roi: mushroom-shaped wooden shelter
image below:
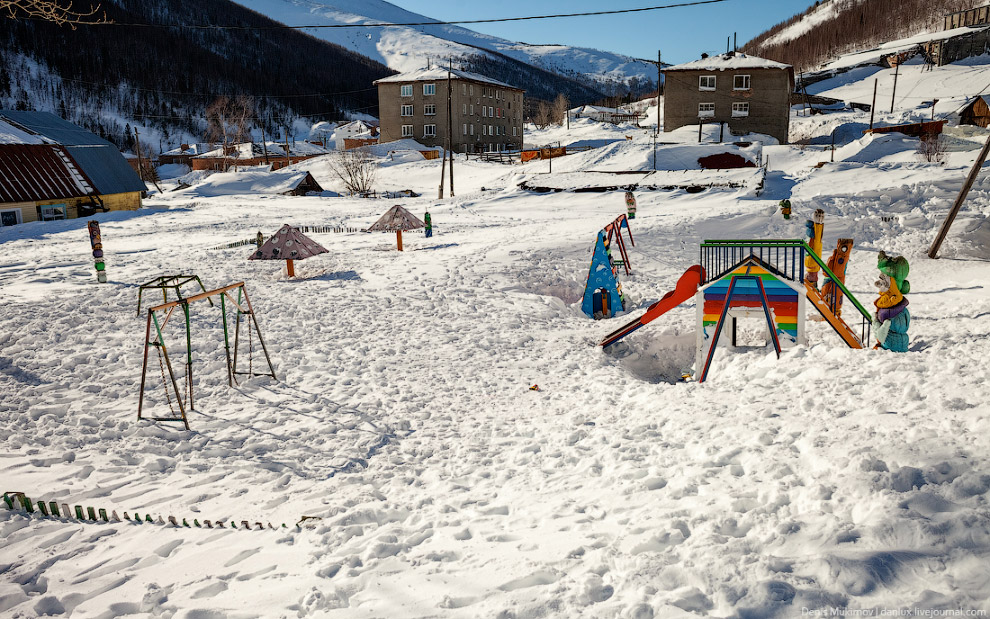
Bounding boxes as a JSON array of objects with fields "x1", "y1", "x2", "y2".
[
  {"x1": 367, "y1": 205, "x2": 425, "y2": 251},
  {"x1": 249, "y1": 224, "x2": 328, "y2": 277}
]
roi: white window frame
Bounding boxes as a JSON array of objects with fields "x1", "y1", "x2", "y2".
[
  {"x1": 463, "y1": 123, "x2": 467, "y2": 135},
  {"x1": 470, "y1": 104, "x2": 474, "y2": 115},
  {"x1": 401, "y1": 125, "x2": 414, "y2": 137},
  {"x1": 733, "y1": 74, "x2": 751, "y2": 90},
  {"x1": 470, "y1": 124, "x2": 474, "y2": 135},
  {"x1": 462, "y1": 103, "x2": 467, "y2": 114},
  {"x1": 41, "y1": 204, "x2": 67, "y2": 221},
  {"x1": 698, "y1": 102, "x2": 715, "y2": 118},
  {"x1": 699, "y1": 75, "x2": 716, "y2": 91},
  {"x1": 423, "y1": 83, "x2": 436, "y2": 96},
  {"x1": 512, "y1": 126, "x2": 517, "y2": 137},
  {"x1": 424, "y1": 104, "x2": 436, "y2": 116},
  {"x1": 423, "y1": 124, "x2": 436, "y2": 137},
  {"x1": 732, "y1": 102, "x2": 750, "y2": 117},
  {"x1": 481, "y1": 106, "x2": 487, "y2": 118},
  {"x1": 1, "y1": 208, "x2": 23, "y2": 226},
  {"x1": 401, "y1": 104, "x2": 413, "y2": 117},
  {"x1": 488, "y1": 106, "x2": 494, "y2": 117},
  {"x1": 400, "y1": 85, "x2": 413, "y2": 97}
]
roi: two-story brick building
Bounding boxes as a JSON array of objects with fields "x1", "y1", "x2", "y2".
[
  {"x1": 663, "y1": 52, "x2": 794, "y2": 144},
  {"x1": 375, "y1": 68, "x2": 524, "y2": 153}
]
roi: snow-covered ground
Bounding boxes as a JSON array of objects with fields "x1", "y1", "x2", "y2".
[{"x1": 3, "y1": 58, "x2": 990, "y2": 618}]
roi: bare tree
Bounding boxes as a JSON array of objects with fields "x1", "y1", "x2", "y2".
[
  {"x1": 533, "y1": 102, "x2": 552, "y2": 130},
  {"x1": 204, "y1": 95, "x2": 254, "y2": 171},
  {"x1": 551, "y1": 93, "x2": 570, "y2": 126},
  {"x1": 917, "y1": 133, "x2": 947, "y2": 164},
  {"x1": 1, "y1": 0, "x2": 106, "y2": 27},
  {"x1": 328, "y1": 148, "x2": 377, "y2": 195}
]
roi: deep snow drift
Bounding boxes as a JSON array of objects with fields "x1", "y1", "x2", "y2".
[{"x1": 2, "y1": 65, "x2": 990, "y2": 618}]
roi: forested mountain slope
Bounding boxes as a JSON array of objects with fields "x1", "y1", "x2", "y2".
[{"x1": 743, "y1": 0, "x2": 984, "y2": 71}]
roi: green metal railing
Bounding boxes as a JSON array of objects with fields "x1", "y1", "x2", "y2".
[{"x1": 700, "y1": 239, "x2": 873, "y2": 344}]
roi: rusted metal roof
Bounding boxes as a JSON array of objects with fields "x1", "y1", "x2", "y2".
[{"x1": 0, "y1": 144, "x2": 94, "y2": 203}]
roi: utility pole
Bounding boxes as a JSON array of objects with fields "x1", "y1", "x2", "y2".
[
  {"x1": 869, "y1": 79, "x2": 878, "y2": 130},
  {"x1": 890, "y1": 60, "x2": 900, "y2": 114},
  {"x1": 260, "y1": 125, "x2": 270, "y2": 165},
  {"x1": 928, "y1": 133, "x2": 990, "y2": 258},
  {"x1": 734, "y1": 32, "x2": 737, "y2": 52},
  {"x1": 657, "y1": 50, "x2": 662, "y2": 138},
  {"x1": 134, "y1": 127, "x2": 145, "y2": 182},
  {"x1": 447, "y1": 58, "x2": 454, "y2": 197},
  {"x1": 284, "y1": 130, "x2": 290, "y2": 170},
  {"x1": 134, "y1": 127, "x2": 162, "y2": 193}
]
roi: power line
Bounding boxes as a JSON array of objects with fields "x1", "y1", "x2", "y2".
[{"x1": 76, "y1": 0, "x2": 733, "y2": 30}]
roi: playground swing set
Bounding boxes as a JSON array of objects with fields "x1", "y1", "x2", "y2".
[{"x1": 137, "y1": 282, "x2": 276, "y2": 430}]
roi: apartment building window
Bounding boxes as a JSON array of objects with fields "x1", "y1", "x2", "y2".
[
  {"x1": 470, "y1": 124, "x2": 474, "y2": 135},
  {"x1": 423, "y1": 83, "x2": 436, "y2": 95},
  {"x1": 731, "y1": 102, "x2": 750, "y2": 117},
  {"x1": 401, "y1": 104, "x2": 413, "y2": 116},
  {"x1": 462, "y1": 103, "x2": 467, "y2": 114},
  {"x1": 401, "y1": 125, "x2": 414, "y2": 137},
  {"x1": 424, "y1": 104, "x2": 436, "y2": 116},
  {"x1": 470, "y1": 85, "x2": 474, "y2": 96},
  {"x1": 482, "y1": 106, "x2": 487, "y2": 118},
  {"x1": 470, "y1": 104, "x2": 474, "y2": 115},
  {"x1": 424, "y1": 124, "x2": 436, "y2": 137},
  {"x1": 698, "y1": 102, "x2": 715, "y2": 117},
  {"x1": 482, "y1": 125, "x2": 487, "y2": 136},
  {"x1": 462, "y1": 84, "x2": 467, "y2": 95},
  {"x1": 488, "y1": 106, "x2": 494, "y2": 117},
  {"x1": 733, "y1": 75, "x2": 751, "y2": 90},
  {"x1": 463, "y1": 123, "x2": 467, "y2": 135},
  {"x1": 512, "y1": 126, "x2": 517, "y2": 137},
  {"x1": 400, "y1": 85, "x2": 413, "y2": 97},
  {"x1": 699, "y1": 75, "x2": 716, "y2": 91}
]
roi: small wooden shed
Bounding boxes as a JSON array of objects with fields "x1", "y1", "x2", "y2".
[{"x1": 959, "y1": 96, "x2": 990, "y2": 128}]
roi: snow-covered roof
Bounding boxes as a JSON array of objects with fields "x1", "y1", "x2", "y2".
[
  {"x1": 179, "y1": 169, "x2": 323, "y2": 197},
  {"x1": 374, "y1": 67, "x2": 521, "y2": 90},
  {"x1": 0, "y1": 119, "x2": 48, "y2": 145},
  {"x1": 666, "y1": 52, "x2": 790, "y2": 72},
  {"x1": 194, "y1": 141, "x2": 329, "y2": 160},
  {"x1": 162, "y1": 143, "x2": 212, "y2": 156},
  {"x1": 821, "y1": 24, "x2": 990, "y2": 71}
]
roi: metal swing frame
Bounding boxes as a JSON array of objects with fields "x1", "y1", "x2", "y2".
[{"x1": 137, "y1": 282, "x2": 276, "y2": 430}]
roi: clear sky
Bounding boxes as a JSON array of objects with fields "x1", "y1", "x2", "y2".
[{"x1": 389, "y1": 0, "x2": 817, "y2": 65}]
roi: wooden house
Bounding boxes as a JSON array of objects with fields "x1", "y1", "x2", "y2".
[
  {"x1": 0, "y1": 111, "x2": 146, "y2": 226},
  {"x1": 959, "y1": 96, "x2": 990, "y2": 128}
]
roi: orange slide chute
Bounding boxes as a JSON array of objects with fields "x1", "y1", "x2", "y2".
[{"x1": 600, "y1": 265, "x2": 705, "y2": 348}]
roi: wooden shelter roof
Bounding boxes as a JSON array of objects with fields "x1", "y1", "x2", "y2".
[
  {"x1": 367, "y1": 205, "x2": 425, "y2": 232},
  {"x1": 249, "y1": 224, "x2": 328, "y2": 261}
]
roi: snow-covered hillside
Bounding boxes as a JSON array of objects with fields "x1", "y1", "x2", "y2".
[
  {"x1": 236, "y1": 0, "x2": 657, "y2": 91},
  {"x1": 3, "y1": 55, "x2": 990, "y2": 617}
]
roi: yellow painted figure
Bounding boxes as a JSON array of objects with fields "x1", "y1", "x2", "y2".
[{"x1": 804, "y1": 209, "x2": 825, "y2": 286}]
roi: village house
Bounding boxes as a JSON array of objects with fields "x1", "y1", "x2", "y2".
[
  {"x1": 663, "y1": 52, "x2": 794, "y2": 144},
  {"x1": 191, "y1": 141, "x2": 329, "y2": 171},
  {"x1": 375, "y1": 68, "x2": 524, "y2": 153},
  {"x1": 0, "y1": 111, "x2": 146, "y2": 226},
  {"x1": 158, "y1": 143, "x2": 212, "y2": 167},
  {"x1": 957, "y1": 95, "x2": 990, "y2": 128}
]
